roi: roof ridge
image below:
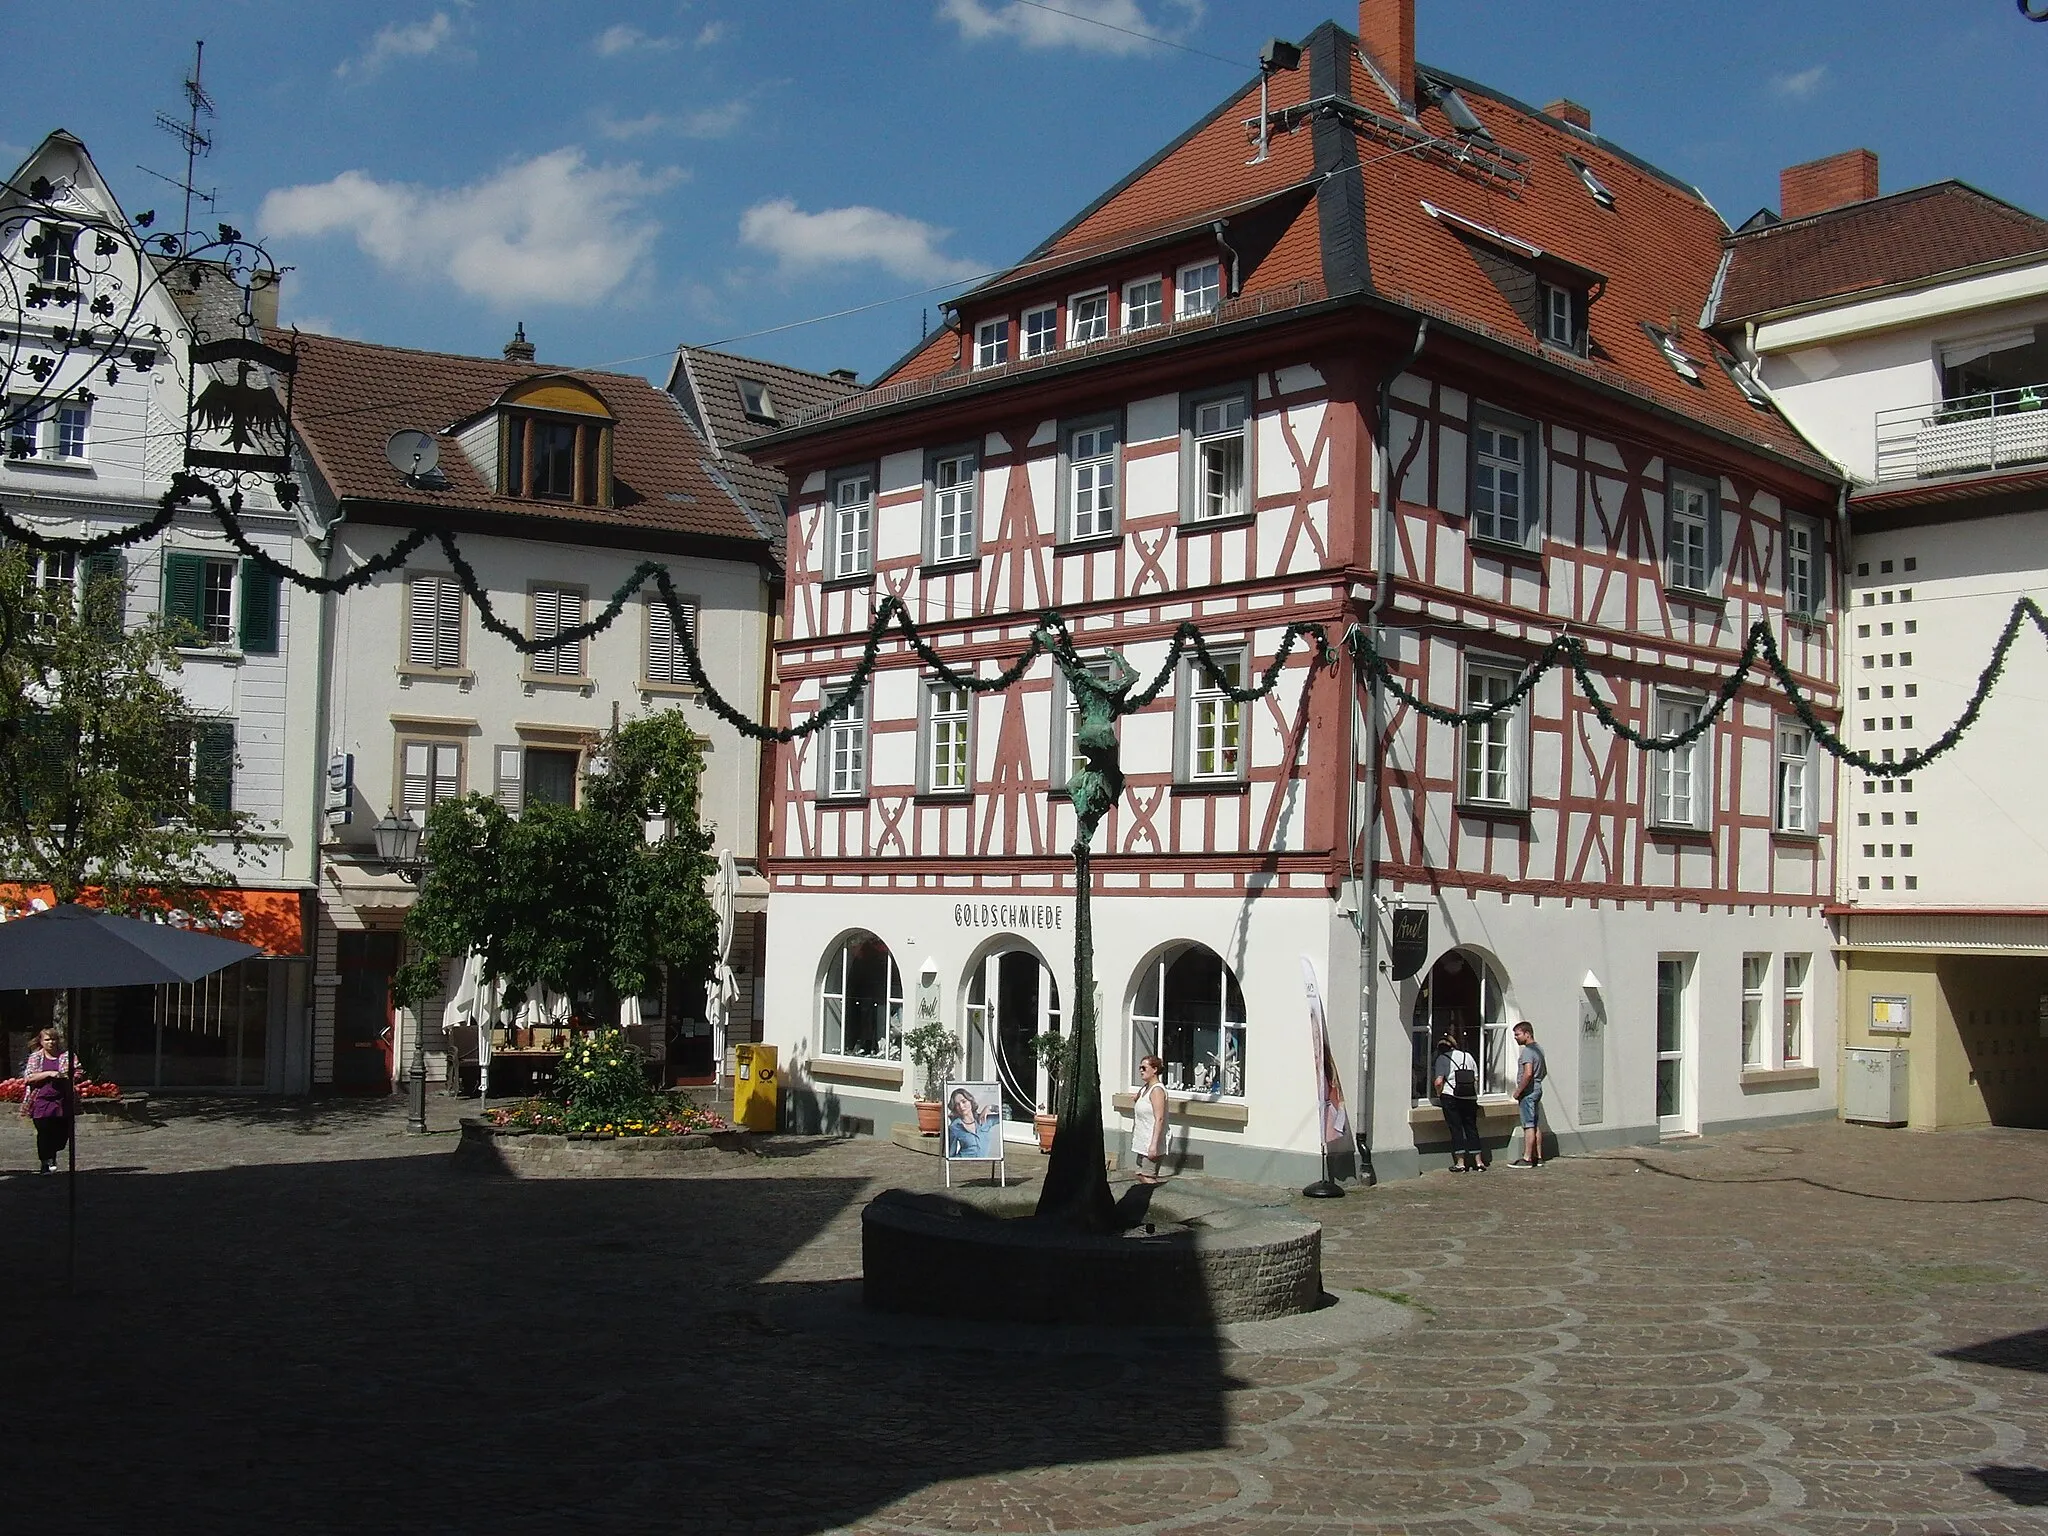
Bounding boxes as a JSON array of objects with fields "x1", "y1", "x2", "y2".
[
  {"x1": 681, "y1": 344, "x2": 852, "y2": 385},
  {"x1": 1726, "y1": 178, "x2": 2048, "y2": 244},
  {"x1": 279, "y1": 327, "x2": 658, "y2": 386}
]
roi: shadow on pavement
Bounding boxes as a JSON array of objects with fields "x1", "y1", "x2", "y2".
[
  {"x1": 2, "y1": 1151, "x2": 1230, "y2": 1535},
  {"x1": 1972, "y1": 1466, "x2": 2048, "y2": 1506},
  {"x1": 1941, "y1": 1324, "x2": 2048, "y2": 1374}
]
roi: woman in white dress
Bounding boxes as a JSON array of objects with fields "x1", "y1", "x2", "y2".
[{"x1": 1131, "y1": 1054, "x2": 1168, "y2": 1183}]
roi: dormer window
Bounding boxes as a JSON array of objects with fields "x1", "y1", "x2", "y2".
[
  {"x1": 1068, "y1": 289, "x2": 1110, "y2": 346},
  {"x1": 737, "y1": 378, "x2": 778, "y2": 424},
  {"x1": 1022, "y1": 305, "x2": 1058, "y2": 358},
  {"x1": 466, "y1": 376, "x2": 616, "y2": 507},
  {"x1": 974, "y1": 318, "x2": 1011, "y2": 369},
  {"x1": 1543, "y1": 283, "x2": 1576, "y2": 348}
]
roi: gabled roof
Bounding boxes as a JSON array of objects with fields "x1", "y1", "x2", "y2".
[
  {"x1": 278, "y1": 330, "x2": 768, "y2": 552},
  {"x1": 838, "y1": 20, "x2": 1827, "y2": 476},
  {"x1": 1716, "y1": 181, "x2": 2048, "y2": 325},
  {"x1": 665, "y1": 346, "x2": 861, "y2": 554}
]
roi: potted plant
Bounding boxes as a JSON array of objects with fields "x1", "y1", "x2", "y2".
[
  {"x1": 1029, "y1": 1031, "x2": 1072, "y2": 1153},
  {"x1": 903, "y1": 1020, "x2": 960, "y2": 1136}
]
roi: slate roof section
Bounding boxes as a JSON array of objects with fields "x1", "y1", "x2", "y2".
[
  {"x1": 665, "y1": 346, "x2": 861, "y2": 554},
  {"x1": 1716, "y1": 181, "x2": 2048, "y2": 325},
  {"x1": 846, "y1": 21, "x2": 1827, "y2": 476},
  {"x1": 276, "y1": 330, "x2": 769, "y2": 554}
]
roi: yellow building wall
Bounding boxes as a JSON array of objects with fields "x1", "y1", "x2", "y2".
[{"x1": 1840, "y1": 951, "x2": 2048, "y2": 1130}]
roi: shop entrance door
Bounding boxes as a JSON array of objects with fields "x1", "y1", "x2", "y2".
[
  {"x1": 964, "y1": 950, "x2": 1061, "y2": 1138},
  {"x1": 1655, "y1": 955, "x2": 1695, "y2": 1136},
  {"x1": 335, "y1": 932, "x2": 400, "y2": 1093}
]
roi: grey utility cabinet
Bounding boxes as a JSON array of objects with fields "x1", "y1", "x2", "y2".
[{"x1": 1843, "y1": 1047, "x2": 1910, "y2": 1126}]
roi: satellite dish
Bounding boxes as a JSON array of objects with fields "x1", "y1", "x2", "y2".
[{"x1": 385, "y1": 429, "x2": 441, "y2": 482}]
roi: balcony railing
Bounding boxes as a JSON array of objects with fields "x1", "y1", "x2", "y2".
[{"x1": 1874, "y1": 383, "x2": 2048, "y2": 482}]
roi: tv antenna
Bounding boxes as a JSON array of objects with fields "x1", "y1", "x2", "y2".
[
  {"x1": 139, "y1": 40, "x2": 216, "y2": 244},
  {"x1": 385, "y1": 429, "x2": 445, "y2": 488}
]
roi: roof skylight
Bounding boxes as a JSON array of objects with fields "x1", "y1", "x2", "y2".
[
  {"x1": 1565, "y1": 154, "x2": 1616, "y2": 210},
  {"x1": 737, "y1": 379, "x2": 777, "y2": 423},
  {"x1": 1647, "y1": 325, "x2": 1704, "y2": 385}
]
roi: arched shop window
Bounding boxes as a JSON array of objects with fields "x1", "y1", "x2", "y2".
[
  {"x1": 1130, "y1": 944, "x2": 1247, "y2": 1096},
  {"x1": 819, "y1": 932, "x2": 903, "y2": 1061},
  {"x1": 1409, "y1": 948, "x2": 1511, "y2": 1103}
]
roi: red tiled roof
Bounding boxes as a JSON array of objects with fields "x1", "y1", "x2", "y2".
[
  {"x1": 865, "y1": 24, "x2": 1826, "y2": 475},
  {"x1": 276, "y1": 330, "x2": 767, "y2": 549},
  {"x1": 1717, "y1": 182, "x2": 2048, "y2": 324}
]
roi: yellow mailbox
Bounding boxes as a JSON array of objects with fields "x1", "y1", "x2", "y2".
[{"x1": 732, "y1": 1043, "x2": 778, "y2": 1132}]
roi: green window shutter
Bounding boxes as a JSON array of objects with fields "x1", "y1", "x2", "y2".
[
  {"x1": 238, "y1": 559, "x2": 280, "y2": 654},
  {"x1": 162, "y1": 551, "x2": 203, "y2": 637},
  {"x1": 194, "y1": 721, "x2": 235, "y2": 815},
  {"x1": 81, "y1": 551, "x2": 124, "y2": 638}
]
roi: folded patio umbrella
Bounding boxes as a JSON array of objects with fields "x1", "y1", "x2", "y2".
[{"x1": 0, "y1": 902, "x2": 259, "y2": 990}]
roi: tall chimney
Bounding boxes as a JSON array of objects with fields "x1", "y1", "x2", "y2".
[
  {"x1": 1359, "y1": 0, "x2": 1416, "y2": 109},
  {"x1": 503, "y1": 322, "x2": 536, "y2": 364},
  {"x1": 1780, "y1": 149, "x2": 1879, "y2": 221},
  {"x1": 1544, "y1": 98, "x2": 1592, "y2": 132}
]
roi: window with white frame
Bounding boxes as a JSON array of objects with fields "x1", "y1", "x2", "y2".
[
  {"x1": 1665, "y1": 472, "x2": 1717, "y2": 593},
  {"x1": 1782, "y1": 953, "x2": 1809, "y2": 1064},
  {"x1": 1785, "y1": 515, "x2": 1822, "y2": 619},
  {"x1": 1051, "y1": 655, "x2": 1118, "y2": 791},
  {"x1": 1180, "y1": 647, "x2": 1246, "y2": 783},
  {"x1": 1185, "y1": 389, "x2": 1249, "y2": 522},
  {"x1": 405, "y1": 572, "x2": 464, "y2": 671},
  {"x1": 921, "y1": 680, "x2": 972, "y2": 795},
  {"x1": 644, "y1": 594, "x2": 698, "y2": 687},
  {"x1": 1068, "y1": 289, "x2": 1109, "y2": 345},
  {"x1": 1130, "y1": 943, "x2": 1247, "y2": 1096},
  {"x1": 398, "y1": 738, "x2": 462, "y2": 815},
  {"x1": 1469, "y1": 412, "x2": 1535, "y2": 545},
  {"x1": 821, "y1": 681, "x2": 867, "y2": 799},
  {"x1": 1651, "y1": 691, "x2": 1709, "y2": 829},
  {"x1": 25, "y1": 549, "x2": 76, "y2": 634},
  {"x1": 1064, "y1": 419, "x2": 1119, "y2": 541},
  {"x1": 1775, "y1": 721, "x2": 1814, "y2": 834},
  {"x1": 927, "y1": 450, "x2": 978, "y2": 565},
  {"x1": 5, "y1": 398, "x2": 89, "y2": 462},
  {"x1": 1741, "y1": 953, "x2": 1769, "y2": 1068},
  {"x1": 1543, "y1": 283, "x2": 1575, "y2": 348},
  {"x1": 1177, "y1": 259, "x2": 1222, "y2": 318},
  {"x1": 528, "y1": 583, "x2": 586, "y2": 677},
  {"x1": 1123, "y1": 276, "x2": 1163, "y2": 331},
  {"x1": 974, "y1": 318, "x2": 1010, "y2": 369},
  {"x1": 1022, "y1": 305, "x2": 1058, "y2": 358},
  {"x1": 1459, "y1": 658, "x2": 1524, "y2": 807},
  {"x1": 34, "y1": 222, "x2": 77, "y2": 285},
  {"x1": 829, "y1": 470, "x2": 873, "y2": 580},
  {"x1": 1409, "y1": 947, "x2": 1512, "y2": 1103},
  {"x1": 819, "y1": 931, "x2": 903, "y2": 1060}
]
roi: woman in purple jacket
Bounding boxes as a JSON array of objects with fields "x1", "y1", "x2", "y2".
[{"x1": 20, "y1": 1027, "x2": 81, "y2": 1174}]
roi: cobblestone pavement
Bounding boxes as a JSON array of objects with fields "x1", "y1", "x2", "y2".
[{"x1": 6, "y1": 1100, "x2": 2047, "y2": 1535}]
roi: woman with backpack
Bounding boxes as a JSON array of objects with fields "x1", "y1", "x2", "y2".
[{"x1": 1432, "y1": 1030, "x2": 1483, "y2": 1173}]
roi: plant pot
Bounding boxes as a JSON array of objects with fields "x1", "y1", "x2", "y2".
[
  {"x1": 914, "y1": 1099, "x2": 942, "y2": 1136},
  {"x1": 1034, "y1": 1112, "x2": 1057, "y2": 1154}
]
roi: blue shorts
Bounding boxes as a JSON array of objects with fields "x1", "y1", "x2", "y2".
[{"x1": 1518, "y1": 1089, "x2": 1542, "y2": 1129}]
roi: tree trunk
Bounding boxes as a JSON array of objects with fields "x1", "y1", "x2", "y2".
[{"x1": 1035, "y1": 845, "x2": 1117, "y2": 1231}]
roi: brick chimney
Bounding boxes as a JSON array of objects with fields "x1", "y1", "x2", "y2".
[
  {"x1": 1780, "y1": 149, "x2": 1879, "y2": 220},
  {"x1": 503, "y1": 322, "x2": 536, "y2": 364},
  {"x1": 1359, "y1": 0, "x2": 1415, "y2": 109},
  {"x1": 1544, "y1": 98, "x2": 1592, "y2": 132}
]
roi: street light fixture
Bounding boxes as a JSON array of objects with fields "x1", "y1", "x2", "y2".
[{"x1": 372, "y1": 807, "x2": 432, "y2": 1132}]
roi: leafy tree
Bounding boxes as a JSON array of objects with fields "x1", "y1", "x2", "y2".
[
  {"x1": 395, "y1": 712, "x2": 719, "y2": 1023},
  {"x1": 0, "y1": 545, "x2": 250, "y2": 907}
]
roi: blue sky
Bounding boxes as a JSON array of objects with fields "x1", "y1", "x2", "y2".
[{"x1": 6, "y1": 2, "x2": 2044, "y2": 386}]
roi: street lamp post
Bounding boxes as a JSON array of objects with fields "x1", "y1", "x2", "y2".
[{"x1": 372, "y1": 809, "x2": 429, "y2": 1133}]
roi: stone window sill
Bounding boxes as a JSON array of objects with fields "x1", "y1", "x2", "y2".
[
  {"x1": 1112, "y1": 1090, "x2": 1248, "y2": 1129},
  {"x1": 1407, "y1": 1098, "x2": 1521, "y2": 1128},
  {"x1": 809, "y1": 1057, "x2": 904, "y2": 1089},
  {"x1": 1740, "y1": 1066, "x2": 1819, "y2": 1091},
  {"x1": 397, "y1": 665, "x2": 473, "y2": 684}
]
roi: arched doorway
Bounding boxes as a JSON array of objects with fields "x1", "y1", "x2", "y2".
[
  {"x1": 1408, "y1": 949, "x2": 1510, "y2": 1102},
  {"x1": 964, "y1": 948, "x2": 1061, "y2": 1129}
]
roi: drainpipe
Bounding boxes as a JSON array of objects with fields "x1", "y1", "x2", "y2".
[
  {"x1": 1356, "y1": 317, "x2": 1428, "y2": 1187},
  {"x1": 1211, "y1": 221, "x2": 1242, "y2": 298}
]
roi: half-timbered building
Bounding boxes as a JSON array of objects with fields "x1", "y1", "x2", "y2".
[{"x1": 749, "y1": 0, "x2": 1844, "y2": 1181}]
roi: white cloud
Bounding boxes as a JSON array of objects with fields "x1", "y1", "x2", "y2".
[
  {"x1": 337, "y1": 12, "x2": 460, "y2": 79},
  {"x1": 259, "y1": 149, "x2": 680, "y2": 309},
  {"x1": 739, "y1": 198, "x2": 982, "y2": 284},
  {"x1": 694, "y1": 21, "x2": 728, "y2": 48},
  {"x1": 593, "y1": 23, "x2": 679, "y2": 56},
  {"x1": 1770, "y1": 64, "x2": 1827, "y2": 100},
  {"x1": 681, "y1": 99, "x2": 750, "y2": 139},
  {"x1": 938, "y1": 0, "x2": 1204, "y2": 55},
  {"x1": 596, "y1": 109, "x2": 672, "y2": 141}
]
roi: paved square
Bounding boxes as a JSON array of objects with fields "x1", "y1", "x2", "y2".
[{"x1": 6, "y1": 1104, "x2": 2046, "y2": 1534}]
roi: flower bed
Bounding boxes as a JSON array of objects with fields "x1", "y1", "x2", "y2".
[
  {"x1": 483, "y1": 1095, "x2": 731, "y2": 1138},
  {"x1": 1, "y1": 1077, "x2": 121, "y2": 1102}
]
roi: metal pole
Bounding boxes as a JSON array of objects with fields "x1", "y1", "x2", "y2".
[{"x1": 405, "y1": 1007, "x2": 428, "y2": 1133}]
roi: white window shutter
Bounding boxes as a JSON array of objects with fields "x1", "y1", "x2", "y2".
[
  {"x1": 401, "y1": 742, "x2": 430, "y2": 811},
  {"x1": 432, "y1": 744, "x2": 460, "y2": 803},
  {"x1": 495, "y1": 745, "x2": 524, "y2": 812},
  {"x1": 435, "y1": 578, "x2": 462, "y2": 668},
  {"x1": 406, "y1": 579, "x2": 439, "y2": 667},
  {"x1": 558, "y1": 589, "x2": 585, "y2": 674},
  {"x1": 647, "y1": 600, "x2": 675, "y2": 684}
]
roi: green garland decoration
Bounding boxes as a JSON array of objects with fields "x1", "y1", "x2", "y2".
[{"x1": 2, "y1": 479, "x2": 2041, "y2": 778}]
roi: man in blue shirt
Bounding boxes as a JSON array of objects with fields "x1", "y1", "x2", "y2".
[{"x1": 1510, "y1": 1021, "x2": 1547, "y2": 1168}]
